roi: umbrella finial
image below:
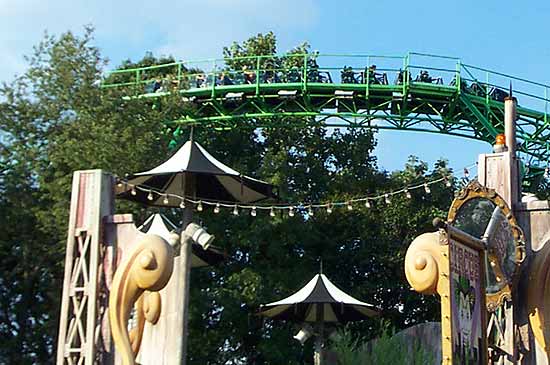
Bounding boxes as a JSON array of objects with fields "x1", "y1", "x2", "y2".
[
  {"x1": 319, "y1": 258, "x2": 323, "y2": 274},
  {"x1": 190, "y1": 126, "x2": 194, "y2": 142}
]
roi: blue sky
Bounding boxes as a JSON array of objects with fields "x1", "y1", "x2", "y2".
[{"x1": 2, "y1": 0, "x2": 549, "y2": 174}]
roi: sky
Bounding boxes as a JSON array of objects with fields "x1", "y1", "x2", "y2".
[{"x1": 2, "y1": 0, "x2": 549, "y2": 174}]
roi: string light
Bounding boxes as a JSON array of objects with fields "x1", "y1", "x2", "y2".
[
  {"x1": 545, "y1": 167, "x2": 549, "y2": 179},
  {"x1": 116, "y1": 166, "x2": 472, "y2": 216},
  {"x1": 464, "y1": 168, "x2": 470, "y2": 178}
]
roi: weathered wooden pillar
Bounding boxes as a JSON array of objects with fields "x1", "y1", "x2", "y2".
[
  {"x1": 478, "y1": 96, "x2": 520, "y2": 212},
  {"x1": 477, "y1": 97, "x2": 521, "y2": 364},
  {"x1": 56, "y1": 170, "x2": 115, "y2": 365}
]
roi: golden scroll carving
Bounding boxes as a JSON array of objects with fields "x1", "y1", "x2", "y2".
[{"x1": 109, "y1": 235, "x2": 174, "y2": 365}]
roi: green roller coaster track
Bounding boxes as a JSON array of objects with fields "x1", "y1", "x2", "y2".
[{"x1": 102, "y1": 52, "x2": 550, "y2": 186}]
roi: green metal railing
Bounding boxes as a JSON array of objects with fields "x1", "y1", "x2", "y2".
[{"x1": 102, "y1": 52, "x2": 550, "y2": 184}]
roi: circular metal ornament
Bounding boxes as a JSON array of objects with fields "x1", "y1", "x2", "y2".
[{"x1": 447, "y1": 181, "x2": 525, "y2": 311}]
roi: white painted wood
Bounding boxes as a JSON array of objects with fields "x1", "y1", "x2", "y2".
[
  {"x1": 56, "y1": 170, "x2": 114, "y2": 365},
  {"x1": 56, "y1": 172, "x2": 82, "y2": 365}
]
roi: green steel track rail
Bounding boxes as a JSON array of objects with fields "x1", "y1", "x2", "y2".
[{"x1": 102, "y1": 52, "x2": 550, "y2": 184}]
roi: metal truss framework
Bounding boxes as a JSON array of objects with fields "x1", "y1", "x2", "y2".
[{"x1": 102, "y1": 52, "x2": 550, "y2": 184}]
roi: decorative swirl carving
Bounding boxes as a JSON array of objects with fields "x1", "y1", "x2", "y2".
[
  {"x1": 405, "y1": 232, "x2": 443, "y2": 295},
  {"x1": 109, "y1": 235, "x2": 174, "y2": 365},
  {"x1": 528, "y1": 233, "x2": 550, "y2": 355}
]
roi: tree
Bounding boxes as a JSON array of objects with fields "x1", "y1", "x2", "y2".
[
  {"x1": 0, "y1": 26, "x2": 179, "y2": 363},
  {"x1": 0, "y1": 28, "x2": 454, "y2": 364}
]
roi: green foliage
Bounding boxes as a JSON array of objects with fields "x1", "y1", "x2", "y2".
[
  {"x1": 331, "y1": 328, "x2": 434, "y2": 365},
  {"x1": 0, "y1": 29, "x2": 454, "y2": 364}
]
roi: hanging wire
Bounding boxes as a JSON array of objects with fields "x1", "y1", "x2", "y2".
[{"x1": 115, "y1": 162, "x2": 473, "y2": 216}]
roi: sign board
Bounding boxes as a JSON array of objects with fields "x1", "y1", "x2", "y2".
[
  {"x1": 440, "y1": 226, "x2": 487, "y2": 365},
  {"x1": 450, "y1": 238, "x2": 486, "y2": 364}
]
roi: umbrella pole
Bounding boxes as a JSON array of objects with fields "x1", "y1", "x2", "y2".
[
  {"x1": 176, "y1": 175, "x2": 195, "y2": 365},
  {"x1": 314, "y1": 304, "x2": 325, "y2": 365}
]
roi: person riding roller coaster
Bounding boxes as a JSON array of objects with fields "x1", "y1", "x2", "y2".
[
  {"x1": 415, "y1": 70, "x2": 443, "y2": 84},
  {"x1": 341, "y1": 65, "x2": 358, "y2": 84},
  {"x1": 366, "y1": 65, "x2": 388, "y2": 85}
]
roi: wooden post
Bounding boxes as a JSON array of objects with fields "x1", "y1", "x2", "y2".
[
  {"x1": 177, "y1": 204, "x2": 194, "y2": 365},
  {"x1": 314, "y1": 304, "x2": 325, "y2": 365},
  {"x1": 477, "y1": 98, "x2": 520, "y2": 364},
  {"x1": 478, "y1": 96, "x2": 520, "y2": 212},
  {"x1": 56, "y1": 170, "x2": 114, "y2": 365}
]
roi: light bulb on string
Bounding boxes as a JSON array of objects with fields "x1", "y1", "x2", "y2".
[
  {"x1": 347, "y1": 201, "x2": 353, "y2": 211},
  {"x1": 405, "y1": 189, "x2": 412, "y2": 199},
  {"x1": 214, "y1": 203, "x2": 220, "y2": 214},
  {"x1": 179, "y1": 199, "x2": 186, "y2": 209},
  {"x1": 424, "y1": 183, "x2": 431, "y2": 194},
  {"x1": 131, "y1": 187, "x2": 137, "y2": 196},
  {"x1": 445, "y1": 177, "x2": 452, "y2": 187},
  {"x1": 117, "y1": 180, "x2": 124, "y2": 188},
  {"x1": 289, "y1": 207, "x2": 295, "y2": 217},
  {"x1": 251, "y1": 206, "x2": 257, "y2": 217},
  {"x1": 365, "y1": 199, "x2": 371, "y2": 208},
  {"x1": 384, "y1": 194, "x2": 391, "y2": 205},
  {"x1": 232, "y1": 205, "x2": 239, "y2": 216},
  {"x1": 269, "y1": 207, "x2": 276, "y2": 217},
  {"x1": 308, "y1": 206, "x2": 314, "y2": 216},
  {"x1": 147, "y1": 191, "x2": 154, "y2": 201},
  {"x1": 464, "y1": 168, "x2": 470, "y2": 178},
  {"x1": 545, "y1": 167, "x2": 550, "y2": 179},
  {"x1": 163, "y1": 195, "x2": 169, "y2": 205},
  {"x1": 197, "y1": 201, "x2": 203, "y2": 212},
  {"x1": 326, "y1": 204, "x2": 333, "y2": 214}
]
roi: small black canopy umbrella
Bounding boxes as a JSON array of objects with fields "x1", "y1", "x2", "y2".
[
  {"x1": 116, "y1": 140, "x2": 276, "y2": 206},
  {"x1": 259, "y1": 273, "x2": 379, "y2": 364},
  {"x1": 259, "y1": 273, "x2": 379, "y2": 322},
  {"x1": 138, "y1": 213, "x2": 225, "y2": 268}
]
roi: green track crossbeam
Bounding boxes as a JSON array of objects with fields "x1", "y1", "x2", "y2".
[{"x1": 102, "y1": 52, "x2": 550, "y2": 186}]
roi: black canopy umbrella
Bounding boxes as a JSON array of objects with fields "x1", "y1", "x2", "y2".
[
  {"x1": 116, "y1": 140, "x2": 276, "y2": 206},
  {"x1": 259, "y1": 273, "x2": 379, "y2": 323},
  {"x1": 259, "y1": 273, "x2": 379, "y2": 364},
  {"x1": 115, "y1": 137, "x2": 276, "y2": 364},
  {"x1": 138, "y1": 213, "x2": 225, "y2": 268}
]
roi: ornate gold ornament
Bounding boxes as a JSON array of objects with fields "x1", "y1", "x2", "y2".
[
  {"x1": 404, "y1": 231, "x2": 445, "y2": 295},
  {"x1": 448, "y1": 181, "x2": 525, "y2": 311},
  {"x1": 109, "y1": 234, "x2": 174, "y2": 365}
]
